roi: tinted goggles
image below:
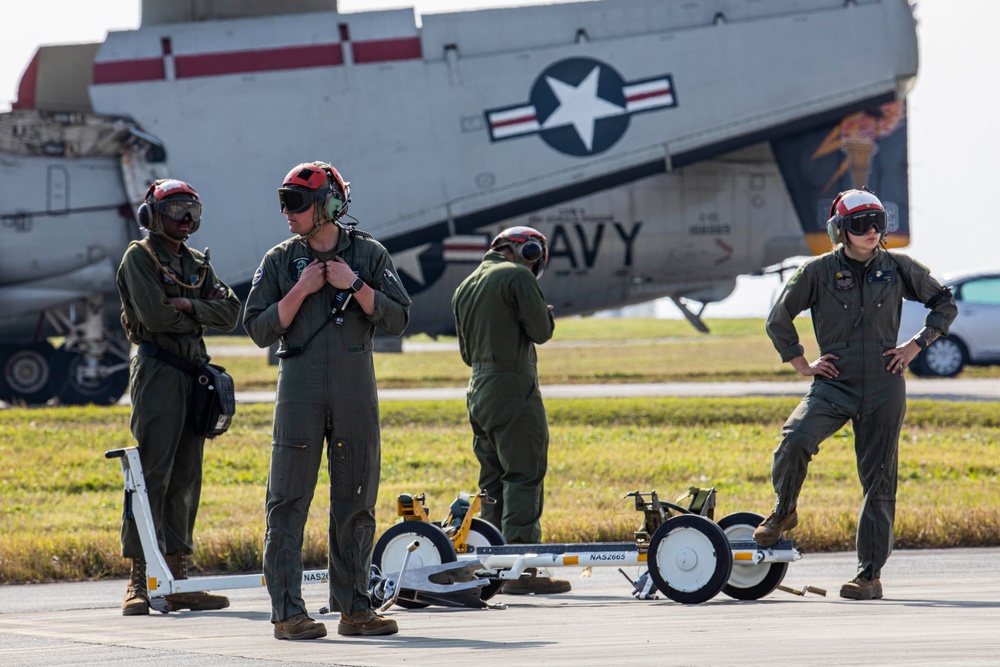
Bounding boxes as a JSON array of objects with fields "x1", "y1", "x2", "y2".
[
  {"x1": 844, "y1": 210, "x2": 887, "y2": 236},
  {"x1": 153, "y1": 199, "x2": 201, "y2": 222},
  {"x1": 278, "y1": 187, "x2": 325, "y2": 214}
]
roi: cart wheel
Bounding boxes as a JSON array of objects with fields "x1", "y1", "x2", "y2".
[
  {"x1": 718, "y1": 511, "x2": 788, "y2": 600},
  {"x1": 647, "y1": 514, "x2": 733, "y2": 604},
  {"x1": 372, "y1": 521, "x2": 456, "y2": 609},
  {"x1": 465, "y1": 518, "x2": 505, "y2": 601}
]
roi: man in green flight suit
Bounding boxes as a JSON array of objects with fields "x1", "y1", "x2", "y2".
[
  {"x1": 244, "y1": 162, "x2": 411, "y2": 640},
  {"x1": 753, "y1": 189, "x2": 957, "y2": 600},
  {"x1": 117, "y1": 178, "x2": 241, "y2": 615},
  {"x1": 452, "y1": 226, "x2": 571, "y2": 595}
]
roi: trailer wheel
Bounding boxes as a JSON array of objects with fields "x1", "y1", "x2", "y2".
[
  {"x1": 372, "y1": 521, "x2": 456, "y2": 609},
  {"x1": 718, "y1": 512, "x2": 788, "y2": 600},
  {"x1": 647, "y1": 514, "x2": 732, "y2": 604},
  {"x1": 465, "y1": 518, "x2": 505, "y2": 601}
]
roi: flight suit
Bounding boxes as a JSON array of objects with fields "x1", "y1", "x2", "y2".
[
  {"x1": 452, "y1": 250, "x2": 555, "y2": 544},
  {"x1": 116, "y1": 234, "x2": 240, "y2": 559},
  {"x1": 765, "y1": 247, "x2": 956, "y2": 580},
  {"x1": 243, "y1": 228, "x2": 410, "y2": 623}
]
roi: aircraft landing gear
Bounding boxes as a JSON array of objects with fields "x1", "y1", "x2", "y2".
[
  {"x1": 47, "y1": 336, "x2": 130, "y2": 405},
  {"x1": 0, "y1": 341, "x2": 56, "y2": 405},
  {"x1": 1, "y1": 294, "x2": 131, "y2": 406}
]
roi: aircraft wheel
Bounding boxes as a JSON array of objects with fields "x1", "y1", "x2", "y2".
[
  {"x1": 464, "y1": 518, "x2": 505, "y2": 601},
  {"x1": 48, "y1": 340, "x2": 130, "y2": 406},
  {"x1": 647, "y1": 514, "x2": 733, "y2": 604},
  {"x1": 0, "y1": 342, "x2": 56, "y2": 405},
  {"x1": 372, "y1": 521, "x2": 457, "y2": 609},
  {"x1": 718, "y1": 512, "x2": 788, "y2": 600}
]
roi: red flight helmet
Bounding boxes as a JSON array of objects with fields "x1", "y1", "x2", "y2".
[{"x1": 491, "y1": 226, "x2": 549, "y2": 278}]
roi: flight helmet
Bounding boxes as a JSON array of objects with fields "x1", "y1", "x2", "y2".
[
  {"x1": 278, "y1": 161, "x2": 350, "y2": 238},
  {"x1": 491, "y1": 226, "x2": 549, "y2": 278},
  {"x1": 137, "y1": 179, "x2": 202, "y2": 237},
  {"x1": 826, "y1": 188, "x2": 887, "y2": 246}
]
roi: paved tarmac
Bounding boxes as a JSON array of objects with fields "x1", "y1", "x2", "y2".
[
  {"x1": 2, "y1": 548, "x2": 999, "y2": 666},
  {"x1": 242, "y1": 377, "x2": 1000, "y2": 404}
]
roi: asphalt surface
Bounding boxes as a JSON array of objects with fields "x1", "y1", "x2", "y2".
[{"x1": 2, "y1": 548, "x2": 999, "y2": 666}]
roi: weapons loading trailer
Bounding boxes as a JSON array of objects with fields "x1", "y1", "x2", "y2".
[
  {"x1": 372, "y1": 488, "x2": 801, "y2": 606},
  {"x1": 108, "y1": 447, "x2": 801, "y2": 611}
]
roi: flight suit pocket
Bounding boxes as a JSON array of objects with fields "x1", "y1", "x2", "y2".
[
  {"x1": 268, "y1": 442, "x2": 319, "y2": 501},
  {"x1": 331, "y1": 439, "x2": 353, "y2": 502},
  {"x1": 379, "y1": 267, "x2": 411, "y2": 306}
]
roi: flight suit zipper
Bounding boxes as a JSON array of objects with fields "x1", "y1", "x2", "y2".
[{"x1": 856, "y1": 261, "x2": 867, "y2": 419}]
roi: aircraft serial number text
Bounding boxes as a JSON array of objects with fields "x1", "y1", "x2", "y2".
[{"x1": 688, "y1": 224, "x2": 732, "y2": 235}]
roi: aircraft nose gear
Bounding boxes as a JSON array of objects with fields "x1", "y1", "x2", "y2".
[{"x1": 371, "y1": 487, "x2": 802, "y2": 607}]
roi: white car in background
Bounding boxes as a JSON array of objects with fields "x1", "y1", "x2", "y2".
[{"x1": 901, "y1": 271, "x2": 1000, "y2": 377}]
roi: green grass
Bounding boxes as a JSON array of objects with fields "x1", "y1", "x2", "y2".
[
  {"x1": 2, "y1": 397, "x2": 999, "y2": 583},
  {"x1": 216, "y1": 317, "x2": 1000, "y2": 391}
]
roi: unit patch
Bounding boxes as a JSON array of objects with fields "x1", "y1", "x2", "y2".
[
  {"x1": 484, "y1": 57, "x2": 677, "y2": 156},
  {"x1": 290, "y1": 257, "x2": 311, "y2": 280},
  {"x1": 834, "y1": 269, "x2": 855, "y2": 290}
]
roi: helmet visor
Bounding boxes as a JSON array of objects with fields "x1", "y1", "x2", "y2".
[
  {"x1": 154, "y1": 199, "x2": 202, "y2": 223},
  {"x1": 278, "y1": 188, "x2": 325, "y2": 214},
  {"x1": 845, "y1": 210, "x2": 886, "y2": 236}
]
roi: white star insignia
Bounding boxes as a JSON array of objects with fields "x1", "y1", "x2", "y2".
[
  {"x1": 541, "y1": 66, "x2": 625, "y2": 151},
  {"x1": 392, "y1": 244, "x2": 429, "y2": 286}
]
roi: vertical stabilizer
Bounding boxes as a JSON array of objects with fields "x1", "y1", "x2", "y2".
[{"x1": 772, "y1": 101, "x2": 910, "y2": 255}]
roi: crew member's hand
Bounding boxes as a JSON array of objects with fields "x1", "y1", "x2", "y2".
[
  {"x1": 297, "y1": 259, "x2": 327, "y2": 295},
  {"x1": 168, "y1": 297, "x2": 193, "y2": 314},
  {"x1": 884, "y1": 341, "x2": 920, "y2": 375},
  {"x1": 791, "y1": 353, "x2": 840, "y2": 379},
  {"x1": 325, "y1": 256, "x2": 358, "y2": 290},
  {"x1": 204, "y1": 283, "x2": 228, "y2": 301}
]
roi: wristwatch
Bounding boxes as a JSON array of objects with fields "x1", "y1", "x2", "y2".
[
  {"x1": 914, "y1": 335, "x2": 928, "y2": 350},
  {"x1": 349, "y1": 276, "x2": 365, "y2": 294}
]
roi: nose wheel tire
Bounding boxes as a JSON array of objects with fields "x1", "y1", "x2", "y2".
[
  {"x1": 717, "y1": 512, "x2": 788, "y2": 600},
  {"x1": 646, "y1": 514, "x2": 733, "y2": 604},
  {"x1": 372, "y1": 521, "x2": 457, "y2": 609},
  {"x1": 461, "y1": 518, "x2": 505, "y2": 601}
]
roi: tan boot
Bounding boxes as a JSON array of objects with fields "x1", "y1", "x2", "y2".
[
  {"x1": 163, "y1": 553, "x2": 230, "y2": 611},
  {"x1": 274, "y1": 614, "x2": 328, "y2": 640},
  {"x1": 337, "y1": 608, "x2": 399, "y2": 636},
  {"x1": 122, "y1": 558, "x2": 150, "y2": 616},
  {"x1": 752, "y1": 509, "x2": 798, "y2": 547},
  {"x1": 840, "y1": 576, "x2": 883, "y2": 600},
  {"x1": 500, "y1": 568, "x2": 572, "y2": 595}
]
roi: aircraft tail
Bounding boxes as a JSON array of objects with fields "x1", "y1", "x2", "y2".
[{"x1": 771, "y1": 101, "x2": 910, "y2": 255}]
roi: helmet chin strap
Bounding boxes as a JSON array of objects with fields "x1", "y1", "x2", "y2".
[
  {"x1": 154, "y1": 228, "x2": 190, "y2": 243},
  {"x1": 298, "y1": 207, "x2": 332, "y2": 240}
]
